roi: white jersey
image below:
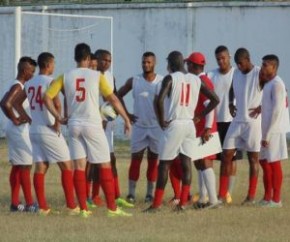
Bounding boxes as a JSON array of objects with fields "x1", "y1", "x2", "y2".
[
  {"x1": 208, "y1": 67, "x2": 235, "y2": 122},
  {"x1": 5, "y1": 80, "x2": 30, "y2": 132},
  {"x1": 25, "y1": 75, "x2": 55, "y2": 134},
  {"x1": 261, "y1": 75, "x2": 290, "y2": 141},
  {"x1": 164, "y1": 72, "x2": 201, "y2": 121},
  {"x1": 63, "y1": 68, "x2": 103, "y2": 126},
  {"x1": 232, "y1": 66, "x2": 262, "y2": 122},
  {"x1": 132, "y1": 73, "x2": 163, "y2": 127}
]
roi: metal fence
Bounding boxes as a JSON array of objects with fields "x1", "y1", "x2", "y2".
[{"x1": 0, "y1": 0, "x2": 281, "y2": 7}]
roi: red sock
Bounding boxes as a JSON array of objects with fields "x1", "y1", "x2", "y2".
[
  {"x1": 33, "y1": 173, "x2": 48, "y2": 209},
  {"x1": 270, "y1": 161, "x2": 283, "y2": 202},
  {"x1": 10, "y1": 166, "x2": 21, "y2": 206},
  {"x1": 128, "y1": 158, "x2": 142, "y2": 181},
  {"x1": 61, "y1": 170, "x2": 76, "y2": 209},
  {"x1": 180, "y1": 185, "x2": 191, "y2": 206},
  {"x1": 99, "y1": 167, "x2": 116, "y2": 211},
  {"x1": 20, "y1": 168, "x2": 34, "y2": 205},
  {"x1": 152, "y1": 188, "x2": 164, "y2": 208},
  {"x1": 259, "y1": 159, "x2": 272, "y2": 201},
  {"x1": 218, "y1": 175, "x2": 229, "y2": 199},
  {"x1": 169, "y1": 159, "x2": 182, "y2": 199},
  {"x1": 147, "y1": 158, "x2": 158, "y2": 182},
  {"x1": 113, "y1": 175, "x2": 121, "y2": 199},
  {"x1": 248, "y1": 176, "x2": 258, "y2": 199},
  {"x1": 73, "y1": 170, "x2": 87, "y2": 210},
  {"x1": 92, "y1": 182, "x2": 100, "y2": 199}
]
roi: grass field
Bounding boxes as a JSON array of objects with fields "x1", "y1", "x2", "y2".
[{"x1": 1, "y1": 138, "x2": 290, "y2": 242}]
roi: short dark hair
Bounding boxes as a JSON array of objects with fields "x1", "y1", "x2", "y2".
[
  {"x1": 142, "y1": 52, "x2": 155, "y2": 58},
  {"x1": 90, "y1": 53, "x2": 97, "y2": 61},
  {"x1": 74, "y1": 43, "x2": 91, "y2": 62},
  {"x1": 234, "y1": 47, "x2": 250, "y2": 63},
  {"x1": 262, "y1": 54, "x2": 279, "y2": 68},
  {"x1": 37, "y1": 52, "x2": 54, "y2": 69},
  {"x1": 17, "y1": 56, "x2": 37, "y2": 73},
  {"x1": 215, "y1": 45, "x2": 229, "y2": 55},
  {"x1": 95, "y1": 49, "x2": 111, "y2": 60},
  {"x1": 167, "y1": 51, "x2": 184, "y2": 72}
]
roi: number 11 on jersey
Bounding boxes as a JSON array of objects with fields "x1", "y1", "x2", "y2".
[{"x1": 180, "y1": 83, "x2": 190, "y2": 106}]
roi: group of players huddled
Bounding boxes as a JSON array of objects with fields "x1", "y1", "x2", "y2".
[{"x1": 1, "y1": 43, "x2": 289, "y2": 218}]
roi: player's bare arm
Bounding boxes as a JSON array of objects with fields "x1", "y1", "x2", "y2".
[
  {"x1": 13, "y1": 89, "x2": 32, "y2": 124},
  {"x1": 156, "y1": 75, "x2": 172, "y2": 129},
  {"x1": 228, "y1": 82, "x2": 236, "y2": 117},
  {"x1": 106, "y1": 93, "x2": 132, "y2": 136},
  {"x1": 0, "y1": 84, "x2": 28, "y2": 125},
  {"x1": 195, "y1": 82, "x2": 219, "y2": 121},
  {"x1": 117, "y1": 77, "x2": 138, "y2": 123},
  {"x1": 49, "y1": 95, "x2": 62, "y2": 134}
]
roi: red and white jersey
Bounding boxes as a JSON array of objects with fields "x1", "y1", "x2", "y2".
[
  {"x1": 164, "y1": 71, "x2": 201, "y2": 121},
  {"x1": 63, "y1": 68, "x2": 105, "y2": 126},
  {"x1": 132, "y1": 73, "x2": 163, "y2": 127},
  {"x1": 207, "y1": 67, "x2": 235, "y2": 122},
  {"x1": 232, "y1": 66, "x2": 262, "y2": 122},
  {"x1": 261, "y1": 75, "x2": 290, "y2": 141},
  {"x1": 25, "y1": 75, "x2": 55, "y2": 133}
]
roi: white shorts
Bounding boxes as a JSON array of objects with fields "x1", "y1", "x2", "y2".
[
  {"x1": 68, "y1": 124, "x2": 110, "y2": 164},
  {"x1": 131, "y1": 125, "x2": 162, "y2": 154},
  {"x1": 223, "y1": 121, "x2": 261, "y2": 152},
  {"x1": 30, "y1": 132, "x2": 71, "y2": 163},
  {"x1": 6, "y1": 123, "x2": 32, "y2": 165},
  {"x1": 105, "y1": 121, "x2": 115, "y2": 153},
  {"x1": 159, "y1": 120, "x2": 196, "y2": 160},
  {"x1": 260, "y1": 133, "x2": 288, "y2": 162}
]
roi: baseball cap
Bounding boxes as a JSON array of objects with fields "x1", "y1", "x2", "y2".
[{"x1": 185, "y1": 52, "x2": 206, "y2": 65}]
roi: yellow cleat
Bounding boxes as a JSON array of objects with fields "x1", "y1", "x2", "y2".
[
  {"x1": 38, "y1": 208, "x2": 51, "y2": 216},
  {"x1": 80, "y1": 209, "x2": 92, "y2": 218},
  {"x1": 226, "y1": 192, "x2": 233, "y2": 204},
  {"x1": 66, "y1": 206, "x2": 80, "y2": 216},
  {"x1": 107, "y1": 207, "x2": 132, "y2": 217}
]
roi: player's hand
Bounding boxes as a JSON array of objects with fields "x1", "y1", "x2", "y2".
[
  {"x1": 124, "y1": 119, "x2": 132, "y2": 137},
  {"x1": 249, "y1": 106, "x2": 261, "y2": 119},
  {"x1": 229, "y1": 103, "x2": 237, "y2": 117},
  {"x1": 160, "y1": 120, "x2": 171, "y2": 130},
  {"x1": 193, "y1": 115, "x2": 201, "y2": 124},
  {"x1": 201, "y1": 128, "x2": 213, "y2": 144},
  {"x1": 48, "y1": 122, "x2": 61, "y2": 136},
  {"x1": 128, "y1": 113, "x2": 138, "y2": 124},
  {"x1": 56, "y1": 115, "x2": 68, "y2": 125},
  {"x1": 102, "y1": 120, "x2": 108, "y2": 130},
  {"x1": 261, "y1": 140, "x2": 269, "y2": 148}
]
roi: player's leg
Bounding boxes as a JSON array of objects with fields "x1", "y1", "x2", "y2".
[
  {"x1": 259, "y1": 159, "x2": 272, "y2": 204},
  {"x1": 270, "y1": 161, "x2": 283, "y2": 205},
  {"x1": 9, "y1": 165, "x2": 23, "y2": 211},
  {"x1": 91, "y1": 164, "x2": 104, "y2": 206},
  {"x1": 33, "y1": 162, "x2": 49, "y2": 211},
  {"x1": 193, "y1": 160, "x2": 208, "y2": 207},
  {"x1": 85, "y1": 162, "x2": 92, "y2": 203},
  {"x1": 145, "y1": 148, "x2": 158, "y2": 203},
  {"x1": 169, "y1": 157, "x2": 182, "y2": 202},
  {"x1": 19, "y1": 165, "x2": 35, "y2": 209}
]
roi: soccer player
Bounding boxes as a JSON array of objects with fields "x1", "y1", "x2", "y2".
[
  {"x1": 218, "y1": 48, "x2": 262, "y2": 205},
  {"x1": 0, "y1": 56, "x2": 37, "y2": 212},
  {"x1": 145, "y1": 51, "x2": 219, "y2": 212},
  {"x1": 185, "y1": 52, "x2": 220, "y2": 208},
  {"x1": 43, "y1": 43, "x2": 132, "y2": 218},
  {"x1": 207, "y1": 45, "x2": 243, "y2": 203},
  {"x1": 14, "y1": 52, "x2": 78, "y2": 215},
  {"x1": 118, "y1": 52, "x2": 163, "y2": 203},
  {"x1": 89, "y1": 53, "x2": 98, "y2": 70},
  {"x1": 259, "y1": 54, "x2": 290, "y2": 208}
]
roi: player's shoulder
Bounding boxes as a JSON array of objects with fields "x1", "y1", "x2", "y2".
[{"x1": 207, "y1": 68, "x2": 219, "y2": 78}]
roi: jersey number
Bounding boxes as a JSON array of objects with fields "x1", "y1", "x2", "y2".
[
  {"x1": 28, "y1": 86, "x2": 43, "y2": 110},
  {"x1": 180, "y1": 83, "x2": 191, "y2": 106},
  {"x1": 76, "y1": 78, "x2": 86, "y2": 102}
]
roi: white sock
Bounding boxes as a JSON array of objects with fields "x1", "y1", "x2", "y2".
[
  {"x1": 228, "y1": 176, "x2": 236, "y2": 194},
  {"x1": 128, "y1": 180, "x2": 136, "y2": 197},
  {"x1": 202, "y1": 168, "x2": 218, "y2": 204},
  {"x1": 198, "y1": 170, "x2": 208, "y2": 203}
]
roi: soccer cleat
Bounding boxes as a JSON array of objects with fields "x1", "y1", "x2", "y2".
[
  {"x1": 267, "y1": 201, "x2": 283, "y2": 208},
  {"x1": 172, "y1": 204, "x2": 186, "y2": 213},
  {"x1": 193, "y1": 202, "x2": 210, "y2": 210},
  {"x1": 25, "y1": 203, "x2": 39, "y2": 213},
  {"x1": 142, "y1": 205, "x2": 161, "y2": 214},
  {"x1": 205, "y1": 201, "x2": 223, "y2": 209},
  {"x1": 92, "y1": 196, "x2": 105, "y2": 207},
  {"x1": 192, "y1": 193, "x2": 209, "y2": 204},
  {"x1": 144, "y1": 194, "x2": 153, "y2": 203},
  {"x1": 226, "y1": 192, "x2": 233, "y2": 204},
  {"x1": 10, "y1": 203, "x2": 25, "y2": 212},
  {"x1": 116, "y1": 197, "x2": 134, "y2": 208},
  {"x1": 258, "y1": 199, "x2": 271, "y2": 207},
  {"x1": 241, "y1": 197, "x2": 256, "y2": 206},
  {"x1": 107, "y1": 207, "x2": 132, "y2": 217},
  {"x1": 38, "y1": 208, "x2": 51, "y2": 216},
  {"x1": 87, "y1": 198, "x2": 97, "y2": 209},
  {"x1": 66, "y1": 206, "x2": 80, "y2": 216},
  {"x1": 80, "y1": 210, "x2": 92, "y2": 218},
  {"x1": 168, "y1": 197, "x2": 180, "y2": 208},
  {"x1": 126, "y1": 194, "x2": 136, "y2": 204}
]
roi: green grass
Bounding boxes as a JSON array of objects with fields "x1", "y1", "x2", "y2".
[{"x1": 1, "y1": 138, "x2": 290, "y2": 241}]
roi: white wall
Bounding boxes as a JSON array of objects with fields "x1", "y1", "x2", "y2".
[{"x1": 1, "y1": 2, "x2": 290, "y2": 137}]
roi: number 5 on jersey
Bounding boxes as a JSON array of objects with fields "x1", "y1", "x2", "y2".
[{"x1": 76, "y1": 78, "x2": 86, "y2": 102}]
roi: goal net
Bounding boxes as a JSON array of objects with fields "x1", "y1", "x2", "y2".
[{"x1": 0, "y1": 10, "x2": 113, "y2": 136}]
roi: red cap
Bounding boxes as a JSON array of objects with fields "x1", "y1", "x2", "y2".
[{"x1": 185, "y1": 52, "x2": 206, "y2": 65}]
